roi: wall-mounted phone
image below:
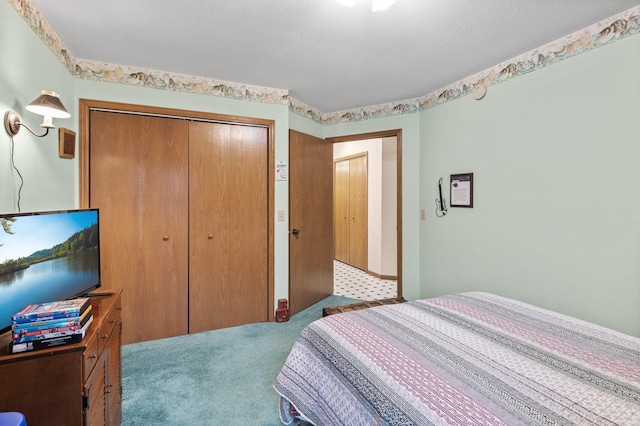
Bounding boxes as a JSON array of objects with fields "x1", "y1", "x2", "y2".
[{"x1": 435, "y1": 177, "x2": 447, "y2": 217}]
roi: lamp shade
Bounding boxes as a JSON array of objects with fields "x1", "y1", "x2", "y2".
[{"x1": 25, "y1": 90, "x2": 70, "y2": 119}]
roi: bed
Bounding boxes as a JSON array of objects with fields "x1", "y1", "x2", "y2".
[{"x1": 274, "y1": 292, "x2": 640, "y2": 425}]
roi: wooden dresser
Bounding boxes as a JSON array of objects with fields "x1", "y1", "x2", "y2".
[{"x1": 0, "y1": 290, "x2": 123, "y2": 426}]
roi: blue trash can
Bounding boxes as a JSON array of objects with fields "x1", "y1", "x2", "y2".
[{"x1": 0, "y1": 412, "x2": 26, "y2": 426}]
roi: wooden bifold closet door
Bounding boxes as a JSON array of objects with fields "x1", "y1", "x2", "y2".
[
  {"x1": 333, "y1": 154, "x2": 368, "y2": 271},
  {"x1": 89, "y1": 110, "x2": 268, "y2": 344},
  {"x1": 90, "y1": 111, "x2": 189, "y2": 344},
  {"x1": 188, "y1": 122, "x2": 268, "y2": 334}
]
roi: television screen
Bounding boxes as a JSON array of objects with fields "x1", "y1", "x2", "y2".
[{"x1": 0, "y1": 209, "x2": 101, "y2": 334}]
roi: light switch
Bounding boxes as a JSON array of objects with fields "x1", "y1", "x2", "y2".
[
  {"x1": 420, "y1": 209, "x2": 426, "y2": 220},
  {"x1": 277, "y1": 210, "x2": 285, "y2": 221}
]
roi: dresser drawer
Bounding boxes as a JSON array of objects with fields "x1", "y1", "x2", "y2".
[
  {"x1": 97, "y1": 296, "x2": 122, "y2": 353},
  {"x1": 83, "y1": 333, "x2": 99, "y2": 382}
]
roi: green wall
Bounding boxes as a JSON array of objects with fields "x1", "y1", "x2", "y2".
[
  {"x1": 0, "y1": 0, "x2": 75, "y2": 213},
  {"x1": 420, "y1": 35, "x2": 640, "y2": 337},
  {"x1": 3, "y1": 0, "x2": 639, "y2": 336}
]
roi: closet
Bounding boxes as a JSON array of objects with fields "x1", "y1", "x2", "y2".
[
  {"x1": 333, "y1": 154, "x2": 368, "y2": 271},
  {"x1": 85, "y1": 105, "x2": 270, "y2": 344}
]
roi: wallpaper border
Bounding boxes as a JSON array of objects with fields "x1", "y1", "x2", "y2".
[
  {"x1": 7, "y1": 0, "x2": 640, "y2": 124},
  {"x1": 316, "y1": 6, "x2": 640, "y2": 125}
]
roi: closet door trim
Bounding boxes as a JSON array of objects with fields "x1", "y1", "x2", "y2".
[{"x1": 79, "y1": 99, "x2": 276, "y2": 322}]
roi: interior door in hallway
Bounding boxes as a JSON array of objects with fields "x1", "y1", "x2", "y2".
[
  {"x1": 348, "y1": 155, "x2": 368, "y2": 270},
  {"x1": 334, "y1": 154, "x2": 368, "y2": 271},
  {"x1": 289, "y1": 130, "x2": 334, "y2": 315},
  {"x1": 333, "y1": 160, "x2": 350, "y2": 264},
  {"x1": 89, "y1": 111, "x2": 189, "y2": 344},
  {"x1": 188, "y1": 122, "x2": 268, "y2": 332}
]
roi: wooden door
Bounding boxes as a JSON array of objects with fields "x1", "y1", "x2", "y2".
[
  {"x1": 333, "y1": 154, "x2": 368, "y2": 270},
  {"x1": 333, "y1": 160, "x2": 350, "y2": 263},
  {"x1": 189, "y1": 122, "x2": 268, "y2": 332},
  {"x1": 289, "y1": 130, "x2": 334, "y2": 315},
  {"x1": 89, "y1": 111, "x2": 189, "y2": 344},
  {"x1": 349, "y1": 155, "x2": 368, "y2": 270}
]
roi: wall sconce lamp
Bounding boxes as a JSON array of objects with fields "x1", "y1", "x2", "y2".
[{"x1": 4, "y1": 90, "x2": 70, "y2": 138}]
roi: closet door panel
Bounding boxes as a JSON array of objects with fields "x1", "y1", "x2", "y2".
[
  {"x1": 89, "y1": 111, "x2": 189, "y2": 344},
  {"x1": 189, "y1": 122, "x2": 268, "y2": 332},
  {"x1": 349, "y1": 155, "x2": 368, "y2": 271},
  {"x1": 333, "y1": 160, "x2": 350, "y2": 264}
]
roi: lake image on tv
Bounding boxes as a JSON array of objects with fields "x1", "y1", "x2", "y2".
[{"x1": 0, "y1": 211, "x2": 99, "y2": 325}]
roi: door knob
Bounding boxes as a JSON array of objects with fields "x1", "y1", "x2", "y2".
[{"x1": 292, "y1": 229, "x2": 300, "y2": 238}]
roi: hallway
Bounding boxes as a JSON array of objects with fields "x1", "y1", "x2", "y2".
[{"x1": 333, "y1": 260, "x2": 397, "y2": 301}]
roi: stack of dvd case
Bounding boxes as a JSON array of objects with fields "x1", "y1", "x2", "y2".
[{"x1": 8, "y1": 298, "x2": 93, "y2": 354}]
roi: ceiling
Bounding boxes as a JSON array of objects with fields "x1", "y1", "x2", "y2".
[{"x1": 32, "y1": 0, "x2": 640, "y2": 113}]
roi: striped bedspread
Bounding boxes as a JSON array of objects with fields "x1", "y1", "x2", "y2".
[{"x1": 274, "y1": 292, "x2": 640, "y2": 425}]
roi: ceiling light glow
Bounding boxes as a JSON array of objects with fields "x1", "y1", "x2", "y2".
[
  {"x1": 371, "y1": 0, "x2": 395, "y2": 12},
  {"x1": 337, "y1": 0, "x2": 396, "y2": 11}
]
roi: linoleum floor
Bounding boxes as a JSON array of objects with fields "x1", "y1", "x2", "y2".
[{"x1": 333, "y1": 260, "x2": 397, "y2": 300}]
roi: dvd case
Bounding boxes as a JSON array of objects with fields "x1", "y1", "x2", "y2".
[
  {"x1": 11, "y1": 298, "x2": 90, "y2": 324},
  {"x1": 8, "y1": 316, "x2": 94, "y2": 353}
]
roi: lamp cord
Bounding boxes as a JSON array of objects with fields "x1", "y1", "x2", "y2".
[{"x1": 9, "y1": 136, "x2": 24, "y2": 212}]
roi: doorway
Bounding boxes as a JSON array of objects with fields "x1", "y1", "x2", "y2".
[
  {"x1": 328, "y1": 130, "x2": 402, "y2": 300},
  {"x1": 288, "y1": 129, "x2": 402, "y2": 315}
]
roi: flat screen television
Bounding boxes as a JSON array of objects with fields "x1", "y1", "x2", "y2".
[{"x1": 0, "y1": 209, "x2": 101, "y2": 335}]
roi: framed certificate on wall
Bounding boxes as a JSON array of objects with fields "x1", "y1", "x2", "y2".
[
  {"x1": 59, "y1": 127, "x2": 76, "y2": 159},
  {"x1": 450, "y1": 173, "x2": 473, "y2": 208}
]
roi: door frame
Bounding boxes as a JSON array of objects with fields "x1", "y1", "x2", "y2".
[
  {"x1": 327, "y1": 129, "x2": 403, "y2": 297},
  {"x1": 78, "y1": 99, "x2": 276, "y2": 321}
]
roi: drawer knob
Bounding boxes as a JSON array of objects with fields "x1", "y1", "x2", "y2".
[
  {"x1": 90, "y1": 354, "x2": 97, "y2": 360},
  {"x1": 110, "y1": 319, "x2": 116, "y2": 324},
  {"x1": 102, "y1": 334, "x2": 108, "y2": 339}
]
